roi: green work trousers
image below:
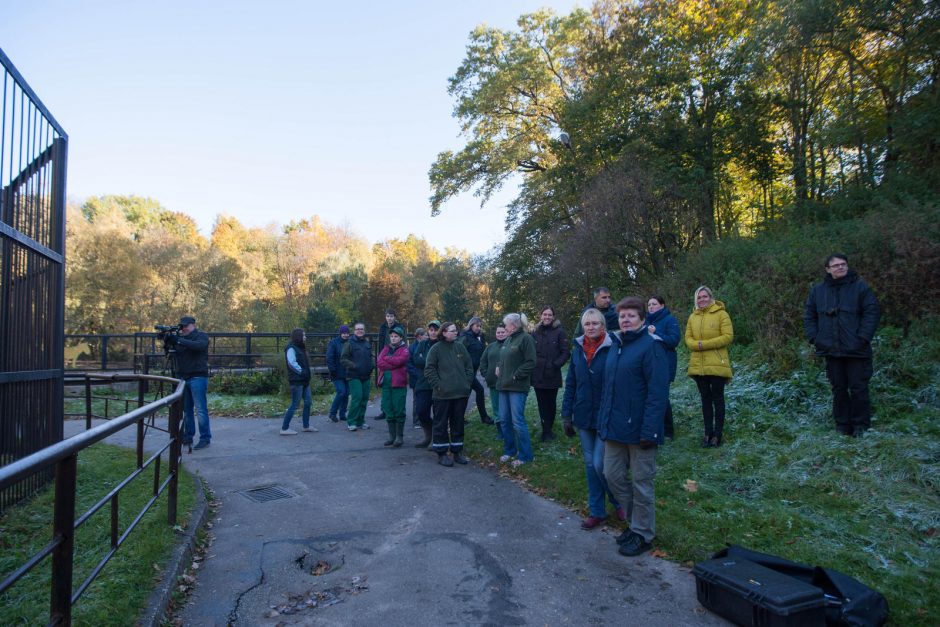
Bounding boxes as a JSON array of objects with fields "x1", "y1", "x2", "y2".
[{"x1": 347, "y1": 378, "x2": 371, "y2": 427}]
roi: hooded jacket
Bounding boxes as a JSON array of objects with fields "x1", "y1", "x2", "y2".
[
  {"x1": 424, "y1": 339, "x2": 474, "y2": 400},
  {"x1": 340, "y1": 334, "x2": 374, "y2": 381},
  {"x1": 561, "y1": 332, "x2": 613, "y2": 430},
  {"x1": 326, "y1": 335, "x2": 348, "y2": 379},
  {"x1": 647, "y1": 307, "x2": 681, "y2": 382},
  {"x1": 531, "y1": 319, "x2": 571, "y2": 389},
  {"x1": 685, "y1": 301, "x2": 734, "y2": 379},
  {"x1": 495, "y1": 329, "x2": 537, "y2": 392},
  {"x1": 597, "y1": 328, "x2": 669, "y2": 445},
  {"x1": 377, "y1": 342, "x2": 410, "y2": 388},
  {"x1": 458, "y1": 328, "x2": 487, "y2": 371},
  {"x1": 803, "y1": 270, "x2": 880, "y2": 358}
]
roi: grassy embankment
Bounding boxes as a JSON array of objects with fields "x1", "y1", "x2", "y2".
[
  {"x1": 0, "y1": 444, "x2": 197, "y2": 625},
  {"x1": 461, "y1": 321, "x2": 939, "y2": 625}
]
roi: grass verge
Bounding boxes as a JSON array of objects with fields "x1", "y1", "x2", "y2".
[
  {"x1": 463, "y1": 324, "x2": 939, "y2": 626},
  {"x1": 0, "y1": 443, "x2": 197, "y2": 626}
]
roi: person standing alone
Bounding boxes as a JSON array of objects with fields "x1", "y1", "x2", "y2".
[
  {"x1": 280, "y1": 328, "x2": 317, "y2": 435},
  {"x1": 803, "y1": 253, "x2": 880, "y2": 436}
]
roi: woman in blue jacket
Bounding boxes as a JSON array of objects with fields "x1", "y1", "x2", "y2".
[
  {"x1": 598, "y1": 297, "x2": 669, "y2": 558},
  {"x1": 646, "y1": 295, "x2": 681, "y2": 439},
  {"x1": 562, "y1": 308, "x2": 623, "y2": 530}
]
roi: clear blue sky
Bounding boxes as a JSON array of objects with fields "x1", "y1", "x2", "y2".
[{"x1": 0, "y1": 1, "x2": 581, "y2": 255}]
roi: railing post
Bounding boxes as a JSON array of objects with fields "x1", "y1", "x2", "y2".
[
  {"x1": 84, "y1": 376, "x2": 92, "y2": 430},
  {"x1": 167, "y1": 396, "x2": 183, "y2": 526},
  {"x1": 50, "y1": 453, "x2": 77, "y2": 626},
  {"x1": 136, "y1": 417, "x2": 144, "y2": 469},
  {"x1": 100, "y1": 336, "x2": 109, "y2": 371},
  {"x1": 245, "y1": 334, "x2": 252, "y2": 369}
]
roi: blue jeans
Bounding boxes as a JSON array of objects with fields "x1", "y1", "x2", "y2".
[
  {"x1": 489, "y1": 387, "x2": 502, "y2": 439},
  {"x1": 330, "y1": 379, "x2": 349, "y2": 418},
  {"x1": 282, "y1": 383, "x2": 312, "y2": 430},
  {"x1": 499, "y1": 390, "x2": 533, "y2": 462},
  {"x1": 183, "y1": 376, "x2": 210, "y2": 444},
  {"x1": 578, "y1": 427, "x2": 620, "y2": 517}
]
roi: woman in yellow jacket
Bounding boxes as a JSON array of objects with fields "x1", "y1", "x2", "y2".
[{"x1": 685, "y1": 286, "x2": 733, "y2": 448}]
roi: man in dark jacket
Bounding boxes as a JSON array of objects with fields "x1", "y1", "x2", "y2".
[
  {"x1": 574, "y1": 287, "x2": 619, "y2": 335},
  {"x1": 326, "y1": 325, "x2": 350, "y2": 422},
  {"x1": 340, "y1": 322, "x2": 374, "y2": 431},
  {"x1": 803, "y1": 254, "x2": 881, "y2": 435},
  {"x1": 459, "y1": 316, "x2": 494, "y2": 425},
  {"x1": 165, "y1": 315, "x2": 211, "y2": 449}
]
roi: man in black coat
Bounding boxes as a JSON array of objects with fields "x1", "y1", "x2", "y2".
[
  {"x1": 803, "y1": 253, "x2": 881, "y2": 436},
  {"x1": 574, "y1": 287, "x2": 619, "y2": 335},
  {"x1": 165, "y1": 315, "x2": 212, "y2": 449}
]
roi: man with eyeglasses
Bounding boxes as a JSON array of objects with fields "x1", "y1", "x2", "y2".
[
  {"x1": 341, "y1": 323, "x2": 375, "y2": 431},
  {"x1": 804, "y1": 253, "x2": 881, "y2": 436}
]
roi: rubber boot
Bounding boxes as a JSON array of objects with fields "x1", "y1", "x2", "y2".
[
  {"x1": 415, "y1": 425, "x2": 432, "y2": 448},
  {"x1": 540, "y1": 418, "x2": 556, "y2": 442},
  {"x1": 393, "y1": 421, "x2": 404, "y2": 447},
  {"x1": 384, "y1": 421, "x2": 396, "y2": 446}
]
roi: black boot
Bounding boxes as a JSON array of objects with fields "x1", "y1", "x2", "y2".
[
  {"x1": 540, "y1": 419, "x2": 556, "y2": 441},
  {"x1": 415, "y1": 426, "x2": 432, "y2": 448},
  {"x1": 480, "y1": 414, "x2": 494, "y2": 425},
  {"x1": 438, "y1": 453, "x2": 453, "y2": 467},
  {"x1": 384, "y1": 421, "x2": 396, "y2": 446},
  {"x1": 393, "y1": 421, "x2": 404, "y2": 447}
]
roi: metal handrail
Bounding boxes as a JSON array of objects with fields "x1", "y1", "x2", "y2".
[{"x1": 0, "y1": 373, "x2": 185, "y2": 626}]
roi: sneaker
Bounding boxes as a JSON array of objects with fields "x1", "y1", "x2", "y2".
[
  {"x1": 280, "y1": 429, "x2": 298, "y2": 435},
  {"x1": 452, "y1": 452, "x2": 468, "y2": 465},
  {"x1": 618, "y1": 533, "x2": 652, "y2": 557},
  {"x1": 360, "y1": 423, "x2": 371, "y2": 430},
  {"x1": 302, "y1": 426, "x2": 318, "y2": 432},
  {"x1": 616, "y1": 529, "x2": 638, "y2": 545},
  {"x1": 616, "y1": 506, "x2": 627, "y2": 521},
  {"x1": 329, "y1": 414, "x2": 339, "y2": 423},
  {"x1": 510, "y1": 459, "x2": 526, "y2": 468},
  {"x1": 348, "y1": 425, "x2": 358, "y2": 431},
  {"x1": 580, "y1": 516, "x2": 606, "y2": 530},
  {"x1": 499, "y1": 455, "x2": 512, "y2": 463},
  {"x1": 193, "y1": 440, "x2": 210, "y2": 450},
  {"x1": 438, "y1": 454, "x2": 454, "y2": 467},
  {"x1": 413, "y1": 423, "x2": 422, "y2": 429}
]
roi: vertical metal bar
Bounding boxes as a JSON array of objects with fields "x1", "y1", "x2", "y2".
[
  {"x1": 245, "y1": 334, "x2": 251, "y2": 369},
  {"x1": 167, "y1": 397, "x2": 182, "y2": 526},
  {"x1": 137, "y1": 377, "x2": 146, "y2": 409},
  {"x1": 84, "y1": 376, "x2": 92, "y2": 430},
  {"x1": 110, "y1": 493, "x2": 119, "y2": 549},
  {"x1": 100, "y1": 336, "x2": 108, "y2": 371},
  {"x1": 152, "y1": 452, "x2": 161, "y2": 496},
  {"x1": 52, "y1": 137, "x2": 67, "y2": 443},
  {"x1": 136, "y1": 418, "x2": 144, "y2": 469},
  {"x1": 50, "y1": 453, "x2": 77, "y2": 626}
]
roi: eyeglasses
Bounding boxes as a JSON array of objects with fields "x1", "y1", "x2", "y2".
[
  {"x1": 354, "y1": 327, "x2": 365, "y2": 332},
  {"x1": 828, "y1": 262, "x2": 847, "y2": 269}
]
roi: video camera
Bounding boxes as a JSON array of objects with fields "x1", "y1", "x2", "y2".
[
  {"x1": 154, "y1": 324, "x2": 183, "y2": 353},
  {"x1": 154, "y1": 323, "x2": 182, "y2": 335}
]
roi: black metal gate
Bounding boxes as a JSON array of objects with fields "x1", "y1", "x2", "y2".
[{"x1": 0, "y1": 47, "x2": 68, "y2": 512}]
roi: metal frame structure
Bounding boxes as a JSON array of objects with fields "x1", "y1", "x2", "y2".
[{"x1": 0, "y1": 48, "x2": 69, "y2": 512}]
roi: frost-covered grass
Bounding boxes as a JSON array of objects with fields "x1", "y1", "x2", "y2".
[{"x1": 464, "y1": 321, "x2": 940, "y2": 625}]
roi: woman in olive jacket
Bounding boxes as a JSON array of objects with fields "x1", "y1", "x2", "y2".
[
  {"x1": 424, "y1": 322, "x2": 474, "y2": 467},
  {"x1": 685, "y1": 286, "x2": 734, "y2": 448},
  {"x1": 531, "y1": 306, "x2": 570, "y2": 442}
]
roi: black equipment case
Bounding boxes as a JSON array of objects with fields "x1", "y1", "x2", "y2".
[{"x1": 693, "y1": 557, "x2": 826, "y2": 626}]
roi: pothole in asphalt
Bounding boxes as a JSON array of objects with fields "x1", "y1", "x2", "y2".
[
  {"x1": 296, "y1": 550, "x2": 345, "y2": 576},
  {"x1": 265, "y1": 575, "x2": 369, "y2": 619}
]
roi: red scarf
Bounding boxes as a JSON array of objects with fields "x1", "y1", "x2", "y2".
[{"x1": 583, "y1": 331, "x2": 606, "y2": 366}]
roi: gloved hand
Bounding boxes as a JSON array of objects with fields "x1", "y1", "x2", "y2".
[
  {"x1": 164, "y1": 333, "x2": 178, "y2": 345},
  {"x1": 639, "y1": 439, "x2": 656, "y2": 450},
  {"x1": 563, "y1": 420, "x2": 576, "y2": 438}
]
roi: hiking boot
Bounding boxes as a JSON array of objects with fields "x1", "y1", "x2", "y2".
[
  {"x1": 616, "y1": 530, "x2": 639, "y2": 546},
  {"x1": 329, "y1": 414, "x2": 338, "y2": 423},
  {"x1": 580, "y1": 516, "x2": 606, "y2": 530},
  {"x1": 193, "y1": 440, "x2": 210, "y2": 450},
  {"x1": 618, "y1": 533, "x2": 652, "y2": 557},
  {"x1": 438, "y1": 454, "x2": 453, "y2": 467},
  {"x1": 452, "y1": 451, "x2": 468, "y2": 465}
]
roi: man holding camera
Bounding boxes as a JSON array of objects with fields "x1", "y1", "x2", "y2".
[
  {"x1": 166, "y1": 315, "x2": 212, "y2": 449},
  {"x1": 804, "y1": 254, "x2": 880, "y2": 436}
]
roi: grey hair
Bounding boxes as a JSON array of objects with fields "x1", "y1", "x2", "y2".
[
  {"x1": 503, "y1": 313, "x2": 522, "y2": 329},
  {"x1": 580, "y1": 308, "x2": 605, "y2": 328}
]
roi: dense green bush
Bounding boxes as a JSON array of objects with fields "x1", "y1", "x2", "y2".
[
  {"x1": 647, "y1": 202, "x2": 940, "y2": 371},
  {"x1": 211, "y1": 369, "x2": 282, "y2": 395}
]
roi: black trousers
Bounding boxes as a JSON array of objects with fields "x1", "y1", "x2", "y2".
[
  {"x1": 464, "y1": 374, "x2": 490, "y2": 419},
  {"x1": 825, "y1": 356, "x2": 873, "y2": 433},
  {"x1": 534, "y1": 387, "x2": 559, "y2": 432},
  {"x1": 432, "y1": 397, "x2": 467, "y2": 454},
  {"x1": 415, "y1": 389, "x2": 433, "y2": 429},
  {"x1": 692, "y1": 375, "x2": 727, "y2": 438},
  {"x1": 663, "y1": 398, "x2": 674, "y2": 439}
]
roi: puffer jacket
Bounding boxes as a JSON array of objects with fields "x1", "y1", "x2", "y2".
[
  {"x1": 377, "y1": 343, "x2": 410, "y2": 388},
  {"x1": 458, "y1": 329, "x2": 486, "y2": 371},
  {"x1": 340, "y1": 335, "x2": 374, "y2": 381},
  {"x1": 478, "y1": 339, "x2": 503, "y2": 388},
  {"x1": 803, "y1": 270, "x2": 880, "y2": 358},
  {"x1": 685, "y1": 301, "x2": 734, "y2": 379},
  {"x1": 424, "y1": 340, "x2": 474, "y2": 400},
  {"x1": 647, "y1": 307, "x2": 681, "y2": 382},
  {"x1": 495, "y1": 329, "x2": 537, "y2": 392},
  {"x1": 531, "y1": 319, "x2": 570, "y2": 389},
  {"x1": 326, "y1": 335, "x2": 347, "y2": 379},
  {"x1": 561, "y1": 333, "x2": 612, "y2": 430},
  {"x1": 411, "y1": 338, "x2": 437, "y2": 391},
  {"x1": 597, "y1": 328, "x2": 669, "y2": 445}
]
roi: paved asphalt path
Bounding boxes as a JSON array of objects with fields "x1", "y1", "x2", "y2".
[{"x1": 71, "y1": 403, "x2": 726, "y2": 626}]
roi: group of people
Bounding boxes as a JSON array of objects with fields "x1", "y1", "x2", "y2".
[{"x1": 269, "y1": 252, "x2": 880, "y2": 558}]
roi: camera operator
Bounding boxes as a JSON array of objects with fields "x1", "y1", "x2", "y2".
[{"x1": 165, "y1": 315, "x2": 212, "y2": 450}]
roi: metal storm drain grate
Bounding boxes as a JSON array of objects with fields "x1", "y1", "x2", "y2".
[{"x1": 240, "y1": 485, "x2": 295, "y2": 503}]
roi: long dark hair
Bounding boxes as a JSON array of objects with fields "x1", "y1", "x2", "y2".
[{"x1": 290, "y1": 328, "x2": 305, "y2": 348}]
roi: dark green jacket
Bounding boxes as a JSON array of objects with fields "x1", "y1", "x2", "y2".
[
  {"x1": 495, "y1": 329, "x2": 536, "y2": 392},
  {"x1": 424, "y1": 339, "x2": 473, "y2": 400},
  {"x1": 478, "y1": 339, "x2": 503, "y2": 388}
]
